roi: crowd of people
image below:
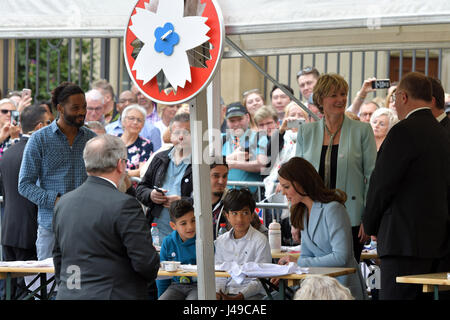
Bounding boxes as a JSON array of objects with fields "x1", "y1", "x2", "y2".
[{"x1": 0, "y1": 65, "x2": 449, "y2": 301}]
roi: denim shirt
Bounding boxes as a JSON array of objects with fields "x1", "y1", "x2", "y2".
[{"x1": 18, "y1": 121, "x2": 97, "y2": 230}]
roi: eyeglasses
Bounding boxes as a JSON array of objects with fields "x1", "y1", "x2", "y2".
[
  {"x1": 360, "y1": 112, "x2": 373, "y2": 118},
  {"x1": 171, "y1": 129, "x2": 190, "y2": 136},
  {"x1": 125, "y1": 116, "x2": 144, "y2": 123},
  {"x1": 297, "y1": 67, "x2": 315, "y2": 78},
  {"x1": 87, "y1": 107, "x2": 103, "y2": 112},
  {"x1": 119, "y1": 98, "x2": 137, "y2": 104},
  {"x1": 1, "y1": 109, "x2": 12, "y2": 114},
  {"x1": 242, "y1": 89, "x2": 260, "y2": 97},
  {"x1": 392, "y1": 90, "x2": 405, "y2": 103}
]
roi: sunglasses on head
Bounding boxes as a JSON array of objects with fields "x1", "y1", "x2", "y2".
[{"x1": 296, "y1": 66, "x2": 314, "y2": 78}]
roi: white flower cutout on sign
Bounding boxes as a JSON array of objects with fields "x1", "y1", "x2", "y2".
[{"x1": 129, "y1": 0, "x2": 210, "y2": 90}]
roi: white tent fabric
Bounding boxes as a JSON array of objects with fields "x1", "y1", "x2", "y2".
[{"x1": 1, "y1": 0, "x2": 450, "y2": 38}]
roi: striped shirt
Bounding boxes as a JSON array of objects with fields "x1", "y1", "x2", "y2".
[{"x1": 18, "y1": 121, "x2": 97, "y2": 230}]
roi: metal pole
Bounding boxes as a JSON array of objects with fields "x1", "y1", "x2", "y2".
[
  {"x1": 191, "y1": 89, "x2": 216, "y2": 300},
  {"x1": 2, "y1": 40, "x2": 8, "y2": 95},
  {"x1": 226, "y1": 36, "x2": 319, "y2": 121}
]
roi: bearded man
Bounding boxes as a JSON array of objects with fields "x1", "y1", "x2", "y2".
[{"x1": 19, "y1": 82, "x2": 97, "y2": 260}]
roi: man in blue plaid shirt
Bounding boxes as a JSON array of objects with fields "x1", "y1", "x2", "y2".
[{"x1": 19, "y1": 82, "x2": 96, "y2": 260}]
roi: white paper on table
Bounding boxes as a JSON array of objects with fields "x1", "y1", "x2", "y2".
[
  {"x1": 216, "y1": 262, "x2": 309, "y2": 284},
  {"x1": 0, "y1": 257, "x2": 54, "y2": 268},
  {"x1": 280, "y1": 245, "x2": 301, "y2": 252}
]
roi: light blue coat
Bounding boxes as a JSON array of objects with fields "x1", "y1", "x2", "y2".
[
  {"x1": 298, "y1": 201, "x2": 368, "y2": 300},
  {"x1": 295, "y1": 116, "x2": 377, "y2": 226}
]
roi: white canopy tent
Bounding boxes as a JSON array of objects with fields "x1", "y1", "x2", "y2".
[
  {"x1": 2, "y1": 0, "x2": 450, "y2": 56},
  {"x1": 2, "y1": 0, "x2": 450, "y2": 299}
]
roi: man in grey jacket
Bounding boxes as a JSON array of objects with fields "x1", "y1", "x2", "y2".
[{"x1": 53, "y1": 134, "x2": 159, "y2": 299}]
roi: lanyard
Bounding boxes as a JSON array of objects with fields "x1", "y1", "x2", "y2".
[{"x1": 323, "y1": 118, "x2": 343, "y2": 188}]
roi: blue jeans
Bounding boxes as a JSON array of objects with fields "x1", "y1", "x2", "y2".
[{"x1": 36, "y1": 226, "x2": 55, "y2": 260}]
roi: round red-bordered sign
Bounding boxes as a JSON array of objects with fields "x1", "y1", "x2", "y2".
[{"x1": 124, "y1": 0, "x2": 224, "y2": 105}]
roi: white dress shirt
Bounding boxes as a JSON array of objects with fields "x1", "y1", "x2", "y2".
[{"x1": 214, "y1": 225, "x2": 272, "y2": 298}]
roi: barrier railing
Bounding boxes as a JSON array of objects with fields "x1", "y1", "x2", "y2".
[{"x1": 130, "y1": 178, "x2": 288, "y2": 223}]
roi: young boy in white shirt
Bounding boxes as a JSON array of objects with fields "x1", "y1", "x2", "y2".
[{"x1": 214, "y1": 188, "x2": 272, "y2": 300}]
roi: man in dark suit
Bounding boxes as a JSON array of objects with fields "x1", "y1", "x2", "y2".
[
  {"x1": 0, "y1": 105, "x2": 50, "y2": 299},
  {"x1": 53, "y1": 134, "x2": 160, "y2": 299},
  {"x1": 428, "y1": 77, "x2": 450, "y2": 133},
  {"x1": 363, "y1": 72, "x2": 450, "y2": 300}
]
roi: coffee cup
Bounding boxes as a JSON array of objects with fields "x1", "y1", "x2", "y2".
[{"x1": 161, "y1": 261, "x2": 181, "y2": 272}]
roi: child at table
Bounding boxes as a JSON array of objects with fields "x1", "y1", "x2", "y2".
[
  {"x1": 214, "y1": 188, "x2": 272, "y2": 300},
  {"x1": 157, "y1": 199, "x2": 197, "y2": 300}
]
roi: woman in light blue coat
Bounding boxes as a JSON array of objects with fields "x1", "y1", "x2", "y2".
[
  {"x1": 277, "y1": 157, "x2": 367, "y2": 300},
  {"x1": 295, "y1": 73, "x2": 376, "y2": 262}
]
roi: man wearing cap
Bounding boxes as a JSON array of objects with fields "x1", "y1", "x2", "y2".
[{"x1": 222, "y1": 102, "x2": 268, "y2": 195}]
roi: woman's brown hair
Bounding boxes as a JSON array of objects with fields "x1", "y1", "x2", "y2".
[{"x1": 278, "y1": 157, "x2": 347, "y2": 230}]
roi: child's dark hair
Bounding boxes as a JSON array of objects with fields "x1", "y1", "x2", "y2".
[
  {"x1": 51, "y1": 81, "x2": 85, "y2": 110},
  {"x1": 223, "y1": 188, "x2": 255, "y2": 213},
  {"x1": 169, "y1": 198, "x2": 194, "y2": 222}
]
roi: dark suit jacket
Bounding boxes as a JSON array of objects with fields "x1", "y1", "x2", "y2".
[
  {"x1": 440, "y1": 115, "x2": 450, "y2": 133},
  {"x1": 363, "y1": 109, "x2": 450, "y2": 259},
  {"x1": 53, "y1": 176, "x2": 160, "y2": 300},
  {"x1": 0, "y1": 137, "x2": 38, "y2": 250}
]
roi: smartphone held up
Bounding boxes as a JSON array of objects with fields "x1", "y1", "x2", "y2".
[
  {"x1": 371, "y1": 79, "x2": 391, "y2": 90},
  {"x1": 11, "y1": 110, "x2": 20, "y2": 126},
  {"x1": 21, "y1": 88, "x2": 32, "y2": 98}
]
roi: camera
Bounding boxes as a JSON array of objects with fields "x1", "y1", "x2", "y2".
[
  {"x1": 371, "y1": 79, "x2": 391, "y2": 89},
  {"x1": 11, "y1": 110, "x2": 20, "y2": 126},
  {"x1": 242, "y1": 140, "x2": 250, "y2": 153},
  {"x1": 21, "y1": 88, "x2": 32, "y2": 98}
]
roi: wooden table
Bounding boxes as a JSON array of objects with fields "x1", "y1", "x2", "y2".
[
  {"x1": 0, "y1": 266, "x2": 55, "y2": 300},
  {"x1": 360, "y1": 251, "x2": 378, "y2": 261},
  {"x1": 396, "y1": 272, "x2": 450, "y2": 300},
  {"x1": 273, "y1": 251, "x2": 378, "y2": 261},
  {"x1": 271, "y1": 251, "x2": 300, "y2": 260},
  {"x1": 1, "y1": 265, "x2": 355, "y2": 300},
  {"x1": 160, "y1": 266, "x2": 356, "y2": 300}
]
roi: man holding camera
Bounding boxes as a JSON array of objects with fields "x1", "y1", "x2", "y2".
[
  {"x1": 222, "y1": 102, "x2": 268, "y2": 195},
  {"x1": 0, "y1": 98, "x2": 20, "y2": 159}
]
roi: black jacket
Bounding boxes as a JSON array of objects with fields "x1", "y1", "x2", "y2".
[
  {"x1": 363, "y1": 109, "x2": 450, "y2": 259},
  {"x1": 136, "y1": 147, "x2": 193, "y2": 222},
  {"x1": 53, "y1": 176, "x2": 160, "y2": 299},
  {"x1": 0, "y1": 137, "x2": 38, "y2": 250}
]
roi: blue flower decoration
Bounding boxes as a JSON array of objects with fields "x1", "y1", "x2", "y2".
[{"x1": 154, "y1": 22, "x2": 180, "y2": 56}]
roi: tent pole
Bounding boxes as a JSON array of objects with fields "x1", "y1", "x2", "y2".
[
  {"x1": 190, "y1": 87, "x2": 216, "y2": 300},
  {"x1": 225, "y1": 36, "x2": 319, "y2": 122}
]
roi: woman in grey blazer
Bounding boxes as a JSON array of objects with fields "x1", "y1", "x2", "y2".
[
  {"x1": 277, "y1": 157, "x2": 367, "y2": 300},
  {"x1": 295, "y1": 73, "x2": 377, "y2": 262}
]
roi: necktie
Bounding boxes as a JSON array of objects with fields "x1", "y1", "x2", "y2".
[{"x1": 323, "y1": 119, "x2": 343, "y2": 188}]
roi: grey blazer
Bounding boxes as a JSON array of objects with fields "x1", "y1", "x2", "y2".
[
  {"x1": 298, "y1": 201, "x2": 367, "y2": 300},
  {"x1": 53, "y1": 176, "x2": 160, "y2": 300},
  {"x1": 296, "y1": 116, "x2": 377, "y2": 226}
]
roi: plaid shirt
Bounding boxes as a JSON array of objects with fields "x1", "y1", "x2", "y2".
[
  {"x1": 18, "y1": 121, "x2": 96, "y2": 230},
  {"x1": 145, "y1": 102, "x2": 161, "y2": 124}
]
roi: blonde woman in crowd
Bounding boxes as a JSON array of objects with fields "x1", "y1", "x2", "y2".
[
  {"x1": 294, "y1": 275, "x2": 354, "y2": 300},
  {"x1": 370, "y1": 107, "x2": 399, "y2": 151}
]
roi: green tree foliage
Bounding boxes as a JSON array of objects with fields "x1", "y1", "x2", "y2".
[{"x1": 16, "y1": 39, "x2": 95, "y2": 102}]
